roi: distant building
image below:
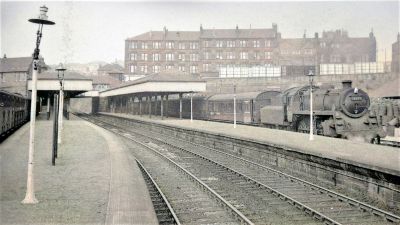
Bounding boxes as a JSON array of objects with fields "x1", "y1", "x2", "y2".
[
  {"x1": 392, "y1": 33, "x2": 400, "y2": 73},
  {"x1": 98, "y1": 63, "x2": 124, "y2": 81},
  {"x1": 0, "y1": 55, "x2": 47, "y2": 96},
  {"x1": 91, "y1": 76, "x2": 122, "y2": 91},
  {"x1": 125, "y1": 25, "x2": 376, "y2": 77}
]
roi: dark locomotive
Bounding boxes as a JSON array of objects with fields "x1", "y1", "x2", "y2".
[
  {"x1": 0, "y1": 90, "x2": 29, "y2": 140},
  {"x1": 104, "y1": 80, "x2": 385, "y2": 143},
  {"x1": 260, "y1": 80, "x2": 384, "y2": 142}
]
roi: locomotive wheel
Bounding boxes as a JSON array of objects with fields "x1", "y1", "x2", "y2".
[{"x1": 297, "y1": 117, "x2": 310, "y2": 133}]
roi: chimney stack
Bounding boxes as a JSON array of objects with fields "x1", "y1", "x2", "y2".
[
  {"x1": 163, "y1": 26, "x2": 168, "y2": 37},
  {"x1": 314, "y1": 32, "x2": 319, "y2": 39}
]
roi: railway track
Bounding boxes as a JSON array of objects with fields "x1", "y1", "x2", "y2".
[{"x1": 78, "y1": 113, "x2": 400, "y2": 225}]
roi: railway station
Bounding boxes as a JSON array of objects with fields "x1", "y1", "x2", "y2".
[{"x1": 1, "y1": 2, "x2": 400, "y2": 225}]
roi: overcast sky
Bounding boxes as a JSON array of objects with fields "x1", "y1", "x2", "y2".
[{"x1": 1, "y1": 1, "x2": 398, "y2": 65}]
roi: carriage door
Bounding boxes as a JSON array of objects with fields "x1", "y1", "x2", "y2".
[{"x1": 250, "y1": 100, "x2": 254, "y2": 123}]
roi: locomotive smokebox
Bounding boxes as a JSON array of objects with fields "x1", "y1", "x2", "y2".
[{"x1": 342, "y1": 80, "x2": 352, "y2": 89}]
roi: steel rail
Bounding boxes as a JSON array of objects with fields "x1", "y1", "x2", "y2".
[
  {"x1": 78, "y1": 114, "x2": 254, "y2": 225},
  {"x1": 83, "y1": 114, "x2": 340, "y2": 225},
  {"x1": 81, "y1": 114, "x2": 400, "y2": 224},
  {"x1": 94, "y1": 113, "x2": 400, "y2": 224},
  {"x1": 136, "y1": 159, "x2": 181, "y2": 225},
  {"x1": 148, "y1": 125, "x2": 400, "y2": 223}
]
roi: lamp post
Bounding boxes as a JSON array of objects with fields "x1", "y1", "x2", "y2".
[
  {"x1": 307, "y1": 70, "x2": 315, "y2": 141},
  {"x1": 56, "y1": 63, "x2": 66, "y2": 144},
  {"x1": 22, "y1": 5, "x2": 55, "y2": 204},
  {"x1": 233, "y1": 85, "x2": 237, "y2": 128}
]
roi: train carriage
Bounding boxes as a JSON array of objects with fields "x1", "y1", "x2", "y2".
[{"x1": 0, "y1": 90, "x2": 29, "y2": 139}]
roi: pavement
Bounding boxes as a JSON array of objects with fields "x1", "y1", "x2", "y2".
[
  {"x1": 0, "y1": 113, "x2": 158, "y2": 225},
  {"x1": 100, "y1": 112, "x2": 400, "y2": 177}
]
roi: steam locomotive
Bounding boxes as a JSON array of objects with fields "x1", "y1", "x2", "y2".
[{"x1": 260, "y1": 80, "x2": 385, "y2": 142}]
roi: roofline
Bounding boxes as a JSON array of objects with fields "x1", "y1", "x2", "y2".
[{"x1": 100, "y1": 80, "x2": 206, "y2": 93}]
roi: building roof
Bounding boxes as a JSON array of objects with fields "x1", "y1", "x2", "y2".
[
  {"x1": 127, "y1": 31, "x2": 200, "y2": 41},
  {"x1": 127, "y1": 28, "x2": 277, "y2": 41},
  {"x1": 91, "y1": 76, "x2": 122, "y2": 88},
  {"x1": 98, "y1": 63, "x2": 124, "y2": 73},
  {"x1": 30, "y1": 71, "x2": 93, "y2": 81},
  {"x1": 0, "y1": 57, "x2": 32, "y2": 73},
  {"x1": 201, "y1": 28, "x2": 277, "y2": 39},
  {"x1": 279, "y1": 38, "x2": 316, "y2": 50},
  {"x1": 103, "y1": 68, "x2": 204, "y2": 92}
]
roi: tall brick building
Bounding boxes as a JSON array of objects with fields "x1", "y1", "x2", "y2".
[{"x1": 125, "y1": 24, "x2": 376, "y2": 77}]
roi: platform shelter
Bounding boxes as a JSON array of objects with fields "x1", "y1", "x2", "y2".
[
  {"x1": 28, "y1": 71, "x2": 92, "y2": 118},
  {"x1": 98, "y1": 69, "x2": 207, "y2": 119}
]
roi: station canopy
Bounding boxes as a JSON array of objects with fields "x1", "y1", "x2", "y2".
[
  {"x1": 28, "y1": 71, "x2": 93, "y2": 97},
  {"x1": 99, "y1": 69, "x2": 207, "y2": 97}
]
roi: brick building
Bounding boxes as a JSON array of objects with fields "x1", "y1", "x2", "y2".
[
  {"x1": 392, "y1": 33, "x2": 400, "y2": 73},
  {"x1": 98, "y1": 63, "x2": 125, "y2": 81},
  {"x1": 0, "y1": 55, "x2": 47, "y2": 96},
  {"x1": 125, "y1": 25, "x2": 376, "y2": 77}
]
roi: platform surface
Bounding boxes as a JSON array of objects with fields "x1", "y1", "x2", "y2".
[
  {"x1": 100, "y1": 112, "x2": 400, "y2": 177},
  {"x1": 0, "y1": 114, "x2": 158, "y2": 225}
]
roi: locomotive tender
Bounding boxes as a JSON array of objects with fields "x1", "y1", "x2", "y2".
[
  {"x1": 260, "y1": 80, "x2": 385, "y2": 142},
  {"x1": 0, "y1": 90, "x2": 29, "y2": 140}
]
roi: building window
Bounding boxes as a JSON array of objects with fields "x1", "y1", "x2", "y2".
[
  {"x1": 227, "y1": 52, "x2": 235, "y2": 59},
  {"x1": 130, "y1": 41, "x2": 138, "y2": 49},
  {"x1": 216, "y1": 40, "x2": 224, "y2": 48},
  {"x1": 292, "y1": 50, "x2": 301, "y2": 55},
  {"x1": 216, "y1": 51, "x2": 223, "y2": 59},
  {"x1": 178, "y1": 54, "x2": 185, "y2": 61},
  {"x1": 254, "y1": 51, "x2": 261, "y2": 59},
  {"x1": 227, "y1": 40, "x2": 235, "y2": 48},
  {"x1": 140, "y1": 65, "x2": 148, "y2": 73},
  {"x1": 166, "y1": 41, "x2": 174, "y2": 49},
  {"x1": 304, "y1": 49, "x2": 313, "y2": 55},
  {"x1": 141, "y1": 53, "x2": 148, "y2": 61},
  {"x1": 190, "y1": 65, "x2": 198, "y2": 73},
  {"x1": 240, "y1": 52, "x2": 248, "y2": 59},
  {"x1": 265, "y1": 40, "x2": 271, "y2": 47},
  {"x1": 239, "y1": 40, "x2": 247, "y2": 47},
  {"x1": 179, "y1": 65, "x2": 185, "y2": 72},
  {"x1": 203, "y1": 41, "x2": 209, "y2": 48},
  {"x1": 204, "y1": 52, "x2": 210, "y2": 60},
  {"x1": 17, "y1": 72, "x2": 26, "y2": 82},
  {"x1": 330, "y1": 54, "x2": 341, "y2": 63},
  {"x1": 189, "y1": 53, "x2": 198, "y2": 61},
  {"x1": 178, "y1": 42, "x2": 185, "y2": 49},
  {"x1": 203, "y1": 63, "x2": 210, "y2": 72},
  {"x1": 153, "y1": 53, "x2": 161, "y2": 61},
  {"x1": 166, "y1": 65, "x2": 173, "y2": 70},
  {"x1": 153, "y1": 65, "x2": 160, "y2": 73},
  {"x1": 142, "y1": 42, "x2": 148, "y2": 49},
  {"x1": 130, "y1": 65, "x2": 137, "y2": 73},
  {"x1": 265, "y1": 52, "x2": 272, "y2": 59},
  {"x1": 189, "y1": 42, "x2": 198, "y2": 49},
  {"x1": 153, "y1": 42, "x2": 161, "y2": 49},
  {"x1": 253, "y1": 40, "x2": 260, "y2": 48},
  {"x1": 166, "y1": 53, "x2": 174, "y2": 61},
  {"x1": 130, "y1": 53, "x2": 137, "y2": 61}
]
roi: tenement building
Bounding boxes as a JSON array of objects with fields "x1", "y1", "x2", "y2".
[{"x1": 125, "y1": 24, "x2": 376, "y2": 77}]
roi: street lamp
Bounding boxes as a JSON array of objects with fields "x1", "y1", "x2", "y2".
[
  {"x1": 22, "y1": 5, "x2": 55, "y2": 204},
  {"x1": 56, "y1": 63, "x2": 66, "y2": 144},
  {"x1": 307, "y1": 70, "x2": 315, "y2": 141},
  {"x1": 233, "y1": 85, "x2": 237, "y2": 128}
]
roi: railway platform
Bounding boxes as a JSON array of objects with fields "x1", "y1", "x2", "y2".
[
  {"x1": 100, "y1": 112, "x2": 400, "y2": 177},
  {"x1": 0, "y1": 114, "x2": 158, "y2": 224}
]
